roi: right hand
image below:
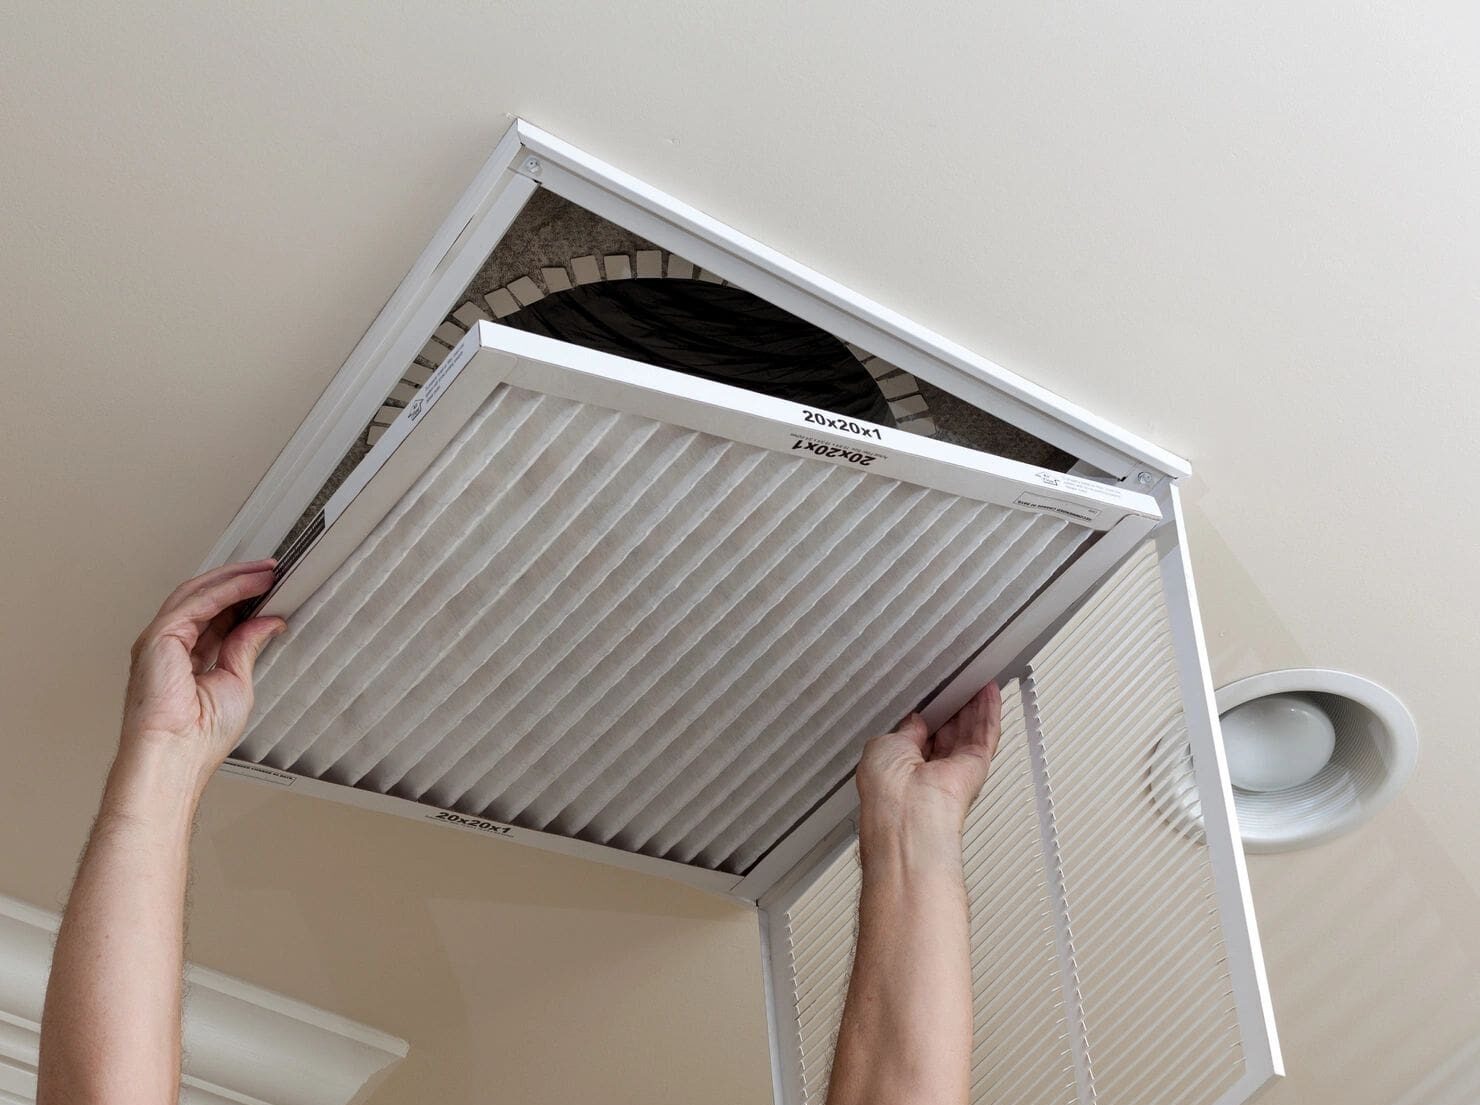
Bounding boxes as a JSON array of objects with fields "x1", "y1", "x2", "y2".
[{"x1": 855, "y1": 683, "x2": 1002, "y2": 859}]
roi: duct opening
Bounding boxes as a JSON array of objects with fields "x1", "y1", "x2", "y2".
[
  {"x1": 498, "y1": 278, "x2": 894, "y2": 426},
  {"x1": 277, "y1": 191, "x2": 1074, "y2": 556}
]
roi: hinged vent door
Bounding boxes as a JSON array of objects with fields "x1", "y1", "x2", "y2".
[
  {"x1": 767, "y1": 493, "x2": 1280, "y2": 1105},
  {"x1": 775, "y1": 680, "x2": 1079, "y2": 1105},
  {"x1": 231, "y1": 323, "x2": 1158, "y2": 881}
]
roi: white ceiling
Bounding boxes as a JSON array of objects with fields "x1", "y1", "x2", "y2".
[{"x1": 3, "y1": 4, "x2": 1478, "y2": 1103}]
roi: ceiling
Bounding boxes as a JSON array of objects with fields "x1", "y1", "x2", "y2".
[{"x1": 3, "y1": 3, "x2": 1478, "y2": 1104}]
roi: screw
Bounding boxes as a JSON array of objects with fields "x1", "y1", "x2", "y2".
[
  {"x1": 1136, "y1": 471, "x2": 1155, "y2": 487},
  {"x1": 522, "y1": 156, "x2": 542, "y2": 175}
]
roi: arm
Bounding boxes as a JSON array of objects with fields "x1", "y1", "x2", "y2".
[
  {"x1": 37, "y1": 561, "x2": 285, "y2": 1105},
  {"x1": 828, "y1": 683, "x2": 1002, "y2": 1105}
]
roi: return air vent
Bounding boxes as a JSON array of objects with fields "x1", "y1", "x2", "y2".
[
  {"x1": 206, "y1": 120, "x2": 1277, "y2": 1105},
  {"x1": 234, "y1": 323, "x2": 1150, "y2": 876}
]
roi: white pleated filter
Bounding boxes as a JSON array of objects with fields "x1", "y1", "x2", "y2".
[
  {"x1": 1029, "y1": 542, "x2": 1244, "y2": 1105},
  {"x1": 778, "y1": 545, "x2": 1248, "y2": 1105},
  {"x1": 237, "y1": 383, "x2": 1092, "y2": 874},
  {"x1": 780, "y1": 680, "x2": 1079, "y2": 1105}
]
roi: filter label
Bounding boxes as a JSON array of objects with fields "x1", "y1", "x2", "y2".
[
  {"x1": 799, "y1": 409, "x2": 884, "y2": 440},
  {"x1": 1012, "y1": 491, "x2": 1101, "y2": 525},
  {"x1": 219, "y1": 761, "x2": 297, "y2": 787},
  {"x1": 790, "y1": 434, "x2": 885, "y2": 468},
  {"x1": 428, "y1": 810, "x2": 514, "y2": 836}
]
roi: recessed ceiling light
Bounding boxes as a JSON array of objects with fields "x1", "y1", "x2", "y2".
[{"x1": 1152, "y1": 668, "x2": 1417, "y2": 852}]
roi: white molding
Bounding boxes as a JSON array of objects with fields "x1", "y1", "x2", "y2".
[{"x1": 0, "y1": 894, "x2": 408, "y2": 1105}]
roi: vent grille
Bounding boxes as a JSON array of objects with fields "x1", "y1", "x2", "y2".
[
  {"x1": 778, "y1": 545, "x2": 1250, "y2": 1105},
  {"x1": 237, "y1": 383, "x2": 1092, "y2": 874},
  {"x1": 1030, "y1": 543, "x2": 1245, "y2": 1105},
  {"x1": 780, "y1": 680, "x2": 1078, "y2": 1105}
]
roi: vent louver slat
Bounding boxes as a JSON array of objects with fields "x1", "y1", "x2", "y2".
[{"x1": 238, "y1": 330, "x2": 1101, "y2": 875}]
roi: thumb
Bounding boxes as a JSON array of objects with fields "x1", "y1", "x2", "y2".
[{"x1": 216, "y1": 617, "x2": 286, "y2": 681}]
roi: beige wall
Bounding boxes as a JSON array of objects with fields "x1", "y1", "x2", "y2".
[{"x1": 4, "y1": 2, "x2": 1480, "y2": 1103}]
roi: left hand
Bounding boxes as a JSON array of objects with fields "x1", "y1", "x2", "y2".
[{"x1": 120, "y1": 560, "x2": 286, "y2": 791}]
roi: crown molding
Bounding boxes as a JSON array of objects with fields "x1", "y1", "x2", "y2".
[{"x1": 0, "y1": 894, "x2": 407, "y2": 1105}]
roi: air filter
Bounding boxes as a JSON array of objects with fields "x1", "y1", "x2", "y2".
[{"x1": 233, "y1": 322, "x2": 1154, "y2": 877}]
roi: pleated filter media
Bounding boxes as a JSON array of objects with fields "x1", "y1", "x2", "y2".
[
  {"x1": 778, "y1": 544, "x2": 1245, "y2": 1105},
  {"x1": 235, "y1": 326, "x2": 1104, "y2": 875}
]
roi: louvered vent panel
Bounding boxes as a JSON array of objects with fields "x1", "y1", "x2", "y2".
[
  {"x1": 1031, "y1": 543, "x2": 1245, "y2": 1105},
  {"x1": 781, "y1": 680, "x2": 1078, "y2": 1105},
  {"x1": 785, "y1": 842, "x2": 858, "y2": 1105},
  {"x1": 238, "y1": 385, "x2": 1091, "y2": 874}
]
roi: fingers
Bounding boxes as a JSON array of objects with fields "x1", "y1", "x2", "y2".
[
  {"x1": 932, "y1": 682, "x2": 1001, "y2": 763},
  {"x1": 980, "y1": 681, "x2": 1003, "y2": 759},
  {"x1": 179, "y1": 568, "x2": 275, "y2": 621},
  {"x1": 157, "y1": 559, "x2": 276, "y2": 619},
  {"x1": 892, "y1": 713, "x2": 929, "y2": 753},
  {"x1": 215, "y1": 617, "x2": 287, "y2": 681},
  {"x1": 956, "y1": 683, "x2": 1001, "y2": 760},
  {"x1": 932, "y1": 694, "x2": 976, "y2": 759},
  {"x1": 192, "y1": 607, "x2": 236, "y2": 674},
  {"x1": 142, "y1": 560, "x2": 275, "y2": 657},
  {"x1": 147, "y1": 569, "x2": 276, "y2": 654}
]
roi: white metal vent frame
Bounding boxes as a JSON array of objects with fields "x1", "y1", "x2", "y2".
[{"x1": 204, "y1": 117, "x2": 1188, "y2": 579}]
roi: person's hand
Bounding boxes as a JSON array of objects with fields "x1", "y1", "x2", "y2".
[
  {"x1": 855, "y1": 683, "x2": 1002, "y2": 865},
  {"x1": 120, "y1": 560, "x2": 286, "y2": 794}
]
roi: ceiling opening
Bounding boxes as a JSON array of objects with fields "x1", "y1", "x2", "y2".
[{"x1": 276, "y1": 190, "x2": 1072, "y2": 557}]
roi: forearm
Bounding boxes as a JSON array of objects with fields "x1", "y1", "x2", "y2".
[
  {"x1": 38, "y1": 745, "x2": 205, "y2": 1105},
  {"x1": 828, "y1": 812, "x2": 974, "y2": 1105}
]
